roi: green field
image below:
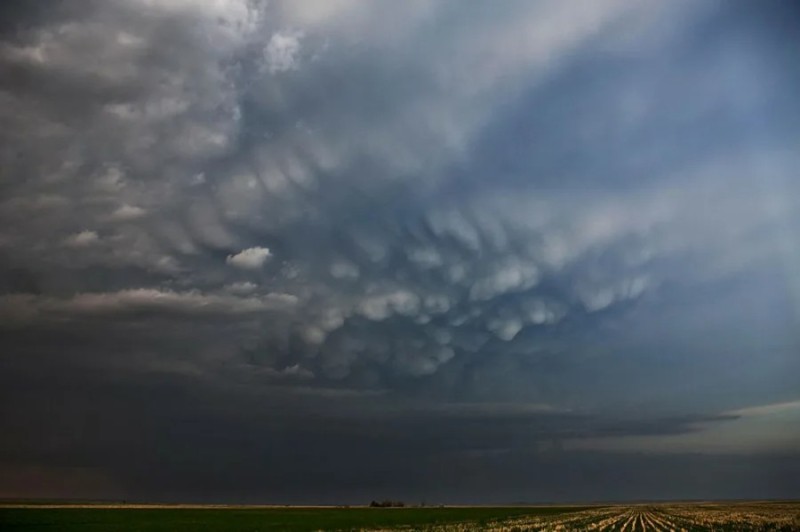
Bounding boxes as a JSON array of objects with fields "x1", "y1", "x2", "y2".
[
  {"x1": 0, "y1": 505, "x2": 589, "y2": 531},
  {"x1": 3, "y1": 502, "x2": 798, "y2": 530}
]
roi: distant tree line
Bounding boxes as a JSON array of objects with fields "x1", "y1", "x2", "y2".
[{"x1": 369, "y1": 500, "x2": 405, "y2": 508}]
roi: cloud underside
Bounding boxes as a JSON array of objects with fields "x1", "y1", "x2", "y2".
[{"x1": 2, "y1": 355, "x2": 798, "y2": 502}]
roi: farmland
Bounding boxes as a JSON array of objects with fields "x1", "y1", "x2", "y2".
[
  {"x1": 1, "y1": 501, "x2": 798, "y2": 530},
  {"x1": 462, "y1": 502, "x2": 800, "y2": 531}
]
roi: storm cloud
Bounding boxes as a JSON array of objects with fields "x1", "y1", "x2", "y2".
[{"x1": 1, "y1": 0, "x2": 799, "y2": 502}]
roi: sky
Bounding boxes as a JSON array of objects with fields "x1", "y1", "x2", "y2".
[{"x1": 0, "y1": 0, "x2": 799, "y2": 504}]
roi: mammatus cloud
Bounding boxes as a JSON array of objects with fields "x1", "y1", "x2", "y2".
[
  {"x1": 357, "y1": 291, "x2": 421, "y2": 321},
  {"x1": 487, "y1": 317, "x2": 525, "y2": 341},
  {"x1": 469, "y1": 260, "x2": 540, "y2": 302},
  {"x1": 0, "y1": 0, "x2": 796, "y2": 391}
]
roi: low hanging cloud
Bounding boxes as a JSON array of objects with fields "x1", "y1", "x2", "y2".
[{"x1": 0, "y1": 288, "x2": 298, "y2": 327}]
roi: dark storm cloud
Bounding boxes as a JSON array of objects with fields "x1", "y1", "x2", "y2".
[
  {"x1": 0, "y1": 359, "x2": 764, "y2": 503},
  {"x1": 1, "y1": 0, "x2": 799, "y2": 501}
]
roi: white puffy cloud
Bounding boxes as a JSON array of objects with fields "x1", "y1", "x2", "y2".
[
  {"x1": 226, "y1": 247, "x2": 272, "y2": 269},
  {"x1": 111, "y1": 204, "x2": 146, "y2": 221},
  {"x1": 264, "y1": 30, "x2": 303, "y2": 73}
]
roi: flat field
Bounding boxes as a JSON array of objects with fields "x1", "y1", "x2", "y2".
[
  {"x1": 0, "y1": 505, "x2": 587, "y2": 531},
  {"x1": 1, "y1": 501, "x2": 798, "y2": 530}
]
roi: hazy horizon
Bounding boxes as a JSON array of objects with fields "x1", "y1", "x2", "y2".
[{"x1": 1, "y1": 0, "x2": 799, "y2": 504}]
